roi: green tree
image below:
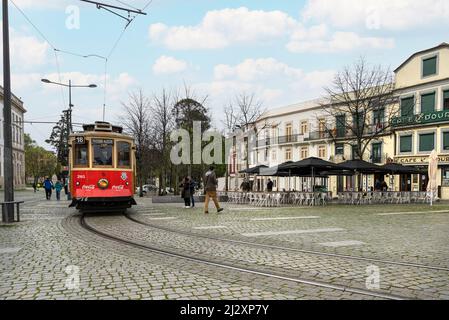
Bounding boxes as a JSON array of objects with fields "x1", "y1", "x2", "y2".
[{"x1": 25, "y1": 134, "x2": 57, "y2": 183}]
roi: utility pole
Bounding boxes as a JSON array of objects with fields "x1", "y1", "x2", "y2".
[{"x1": 2, "y1": 0, "x2": 14, "y2": 223}]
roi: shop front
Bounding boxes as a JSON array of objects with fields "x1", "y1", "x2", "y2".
[{"x1": 394, "y1": 155, "x2": 449, "y2": 198}]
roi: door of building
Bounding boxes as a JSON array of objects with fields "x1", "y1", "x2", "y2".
[
  {"x1": 400, "y1": 174, "x2": 412, "y2": 191},
  {"x1": 419, "y1": 173, "x2": 429, "y2": 192}
]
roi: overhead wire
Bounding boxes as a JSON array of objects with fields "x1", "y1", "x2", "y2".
[{"x1": 10, "y1": 0, "x2": 152, "y2": 125}]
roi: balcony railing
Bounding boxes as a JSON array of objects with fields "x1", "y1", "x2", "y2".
[{"x1": 305, "y1": 131, "x2": 331, "y2": 141}]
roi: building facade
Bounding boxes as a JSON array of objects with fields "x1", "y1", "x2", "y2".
[
  {"x1": 226, "y1": 43, "x2": 449, "y2": 199},
  {"x1": 0, "y1": 86, "x2": 26, "y2": 189}
]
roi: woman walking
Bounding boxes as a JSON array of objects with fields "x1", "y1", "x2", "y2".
[{"x1": 180, "y1": 177, "x2": 191, "y2": 208}]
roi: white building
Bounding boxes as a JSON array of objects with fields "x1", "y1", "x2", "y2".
[{"x1": 0, "y1": 85, "x2": 26, "y2": 189}]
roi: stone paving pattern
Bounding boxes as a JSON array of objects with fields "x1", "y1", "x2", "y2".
[{"x1": 1, "y1": 190, "x2": 448, "y2": 300}]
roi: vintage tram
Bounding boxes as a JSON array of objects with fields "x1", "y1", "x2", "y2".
[{"x1": 68, "y1": 121, "x2": 137, "y2": 212}]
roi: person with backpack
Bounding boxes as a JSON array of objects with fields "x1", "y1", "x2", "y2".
[
  {"x1": 43, "y1": 177, "x2": 54, "y2": 200},
  {"x1": 203, "y1": 166, "x2": 224, "y2": 214}
]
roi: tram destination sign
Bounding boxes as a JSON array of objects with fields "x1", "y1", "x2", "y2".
[{"x1": 392, "y1": 110, "x2": 449, "y2": 128}]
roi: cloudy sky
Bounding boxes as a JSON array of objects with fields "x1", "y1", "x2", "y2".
[{"x1": 2, "y1": 0, "x2": 448, "y2": 147}]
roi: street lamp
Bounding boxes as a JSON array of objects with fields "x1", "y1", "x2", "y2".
[{"x1": 41, "y1": 78, "x2": 97, "y2": 200}]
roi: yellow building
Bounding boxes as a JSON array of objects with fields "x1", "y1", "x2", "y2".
[{"x1": 391, "y1": 42, "x2": 449, "y2": 198}]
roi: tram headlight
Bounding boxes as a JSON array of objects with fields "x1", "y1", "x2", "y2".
[
  {"x1": 98, "y1": 178, "x2": 109, "y2": 190},
  {"x1": 76, "y1": 181, "x2": 80, "y2": 186}
]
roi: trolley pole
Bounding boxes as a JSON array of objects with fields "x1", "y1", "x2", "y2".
[
  {"x1": 66, "y1": 80, "x2": 73, "y2": 201},
  {"x1": 2, "y1": 0, "x2": 15, "y2": 223}
]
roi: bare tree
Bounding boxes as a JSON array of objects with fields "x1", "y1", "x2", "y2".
[
  {"x1": 121, "y1": 89, "x2": 151, "y2": 197},
  {"x1": 320, "y1": 57, "x2": 398, "y2": 161},
  {"x1": 225, "y1": 92, "x2": 267, "y2": 171},
  {"x1": 150, "y1": 88, "x2": 175, "y2": 195}
]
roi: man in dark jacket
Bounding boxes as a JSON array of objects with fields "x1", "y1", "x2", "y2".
[
  {"x1": 43, "y1": 177, "x2": 53, "y2": 200},
  {"x1": 203, "y1": 166, "x2": 224, "y2": 214}
]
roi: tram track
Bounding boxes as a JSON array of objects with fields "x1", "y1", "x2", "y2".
[
  {"x1": 80, "y1": 214, "x2": 409, "y2": 300},
  {"x1": 125, "y1": 212, "x2": 449, "y2": 273}
]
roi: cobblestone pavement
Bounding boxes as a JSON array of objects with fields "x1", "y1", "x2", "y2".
[{"x1": 1, "y1": 192, "x2": 448, "y2": 300}]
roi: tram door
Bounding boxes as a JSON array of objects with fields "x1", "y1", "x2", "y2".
[{"x1": 400, "y1": 174, "x2": 412, "y2": 192}]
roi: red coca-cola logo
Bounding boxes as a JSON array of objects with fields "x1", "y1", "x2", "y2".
[
  {"x1": 82, "y1": 185, "x2": 95, "y2": 191},
  {"x1": 112, "y1": 185, "x2": 124, "y2": 191}
]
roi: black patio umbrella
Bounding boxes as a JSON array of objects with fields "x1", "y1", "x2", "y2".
[
  {"x1": 282, "y1": 157, "x2": 344, "y2": 175},
  {"x1": 259, "y1": 161, "x2": 294, "y2": 176},
  {"x1": 281, "y1": 157, "x2": 346, "y2": 191},
  {"x1": 339, "y1": 159, "x2": 387, "y2": 174},
  {"x1": 238, "y1": 165, "x2": 269, "y2": 175},
  {"x1": 381, "y1": 163, "x2": 424, "y2": 174}
]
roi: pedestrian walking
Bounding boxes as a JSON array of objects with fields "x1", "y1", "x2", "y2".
[
  {"x1": 203, "y1": 166, "x2": 223, "y2": 214},
  {"x1": 189, "y1": 177, "x2": 196, "y2": 208},
  {"x1": 32, "y1": 182, "x2": 37, "y2": 193},
  {"x1": 179, "y1": 177, "x2": 191, "y2": 208},
  {"x1": 43, "y1": 177, "x2": 53, "y2": 200},
  {"x1": 55, "y1": 180, "x2": 63, "y2": 201}
]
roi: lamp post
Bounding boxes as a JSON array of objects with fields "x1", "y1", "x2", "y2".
[{"x1": 41, "y1": 79, "x2": 97, "y2": 200}]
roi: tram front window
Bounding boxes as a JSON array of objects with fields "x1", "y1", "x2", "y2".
[
  {"x1": 74, "y1": 143, "x2": 89, "y2": 167},
  {"x1": 93, "y1": 139, "x2": 113, "y2": 166},
  {"x1": 117, "y1": 141, "x2": 131, "y2": 168}
]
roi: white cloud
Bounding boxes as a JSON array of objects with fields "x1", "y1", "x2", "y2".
[
  {"x1": 152, "y1": 55, "x2": 188, "y2": 75},
  {"x1": 302, "y1": 0, "x2": 449, "y2": 30},
  {"x1": 196, "y1": 58, "x2": 335, "y2": 110},
  {"x1": 149, "y1": 7, "x2": 297, "y2": 50},
  {"x1": 287, "y1": 29, "x2": 395, "y2": 53},
  {"x1": 0, "y1": 27, "x2": 50, "y2": 69},
  {"x1": 214, "y1": 58, "x2": 303, "y2": 82}
]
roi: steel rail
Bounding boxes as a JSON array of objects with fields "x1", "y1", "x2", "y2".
[
  {"x1": 80, "y1": 214, "x2": 408, "y2": 300},
  {"x1": 125, "y1": 212, "x2": 449, "y2": 273}
]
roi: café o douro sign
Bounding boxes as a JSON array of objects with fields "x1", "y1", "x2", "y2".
[
  {"x1": 395, "y1": 155, "x2": 449, "y2": 165},
  {"x1": 392, "y1": 110, "x2": 449, "y2": 128}
]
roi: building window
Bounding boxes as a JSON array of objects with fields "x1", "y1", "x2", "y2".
[
  {"x1": 373, "y1": 108, "x2": 384, "y2": 125},
  {"x1": 351, "y1": 145, "x2": 358, "y2": 160},
  {"x1": 400, "y1": 135, "x2": 412, "y2": 153},
  {"x1": 444, "y1": 90, "x2": 449, "y2": 110},
  {"x1": 443, "y1": 132, "x2": 449, "y2": 151},
  {"x1": 318, "y1": 145, "x2": 326, "y2": 159},
  {"x1": 421, "y1": 92, "x2": 436, "y2": 114},
  {"x1": 300, "y1": 146, "x2": 308, "y2": 159},
  {"x1": 335, "y1": 115, "x2": 346, "y2": 138},
  {"x1": 422, "y1": 56, "x2": 437, "y2": 77},
  {"x1": 419, "y1": 133, "x2": 435, "y2": 152},
  {"x1": 352, "y1": 112, "x2": 364, "y2": 135},
  {"x1": 285, "y1": 148, "x2": 292, "y2": 161},
  {"x1": 285, "y1": 123, "x2": 293, "y2": 142},
  {"x1": 401, "y1": 96, "x2": 414, "y2": 117},
  {"x1": 371, "y1": 143, "x2": 382, "y2": 163},
  {"x1": 271, "y1": 150, "x2": 277, "y2": 161},
  {"x1": 318, "y1": 119, "x2": 326, "y2": 138},
  {"x1": 335, "y1": 143, "x2": 344, "y2": 156},
  {"x1": 300, "y1": 121, "x2": 308, "y2": 135}
]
